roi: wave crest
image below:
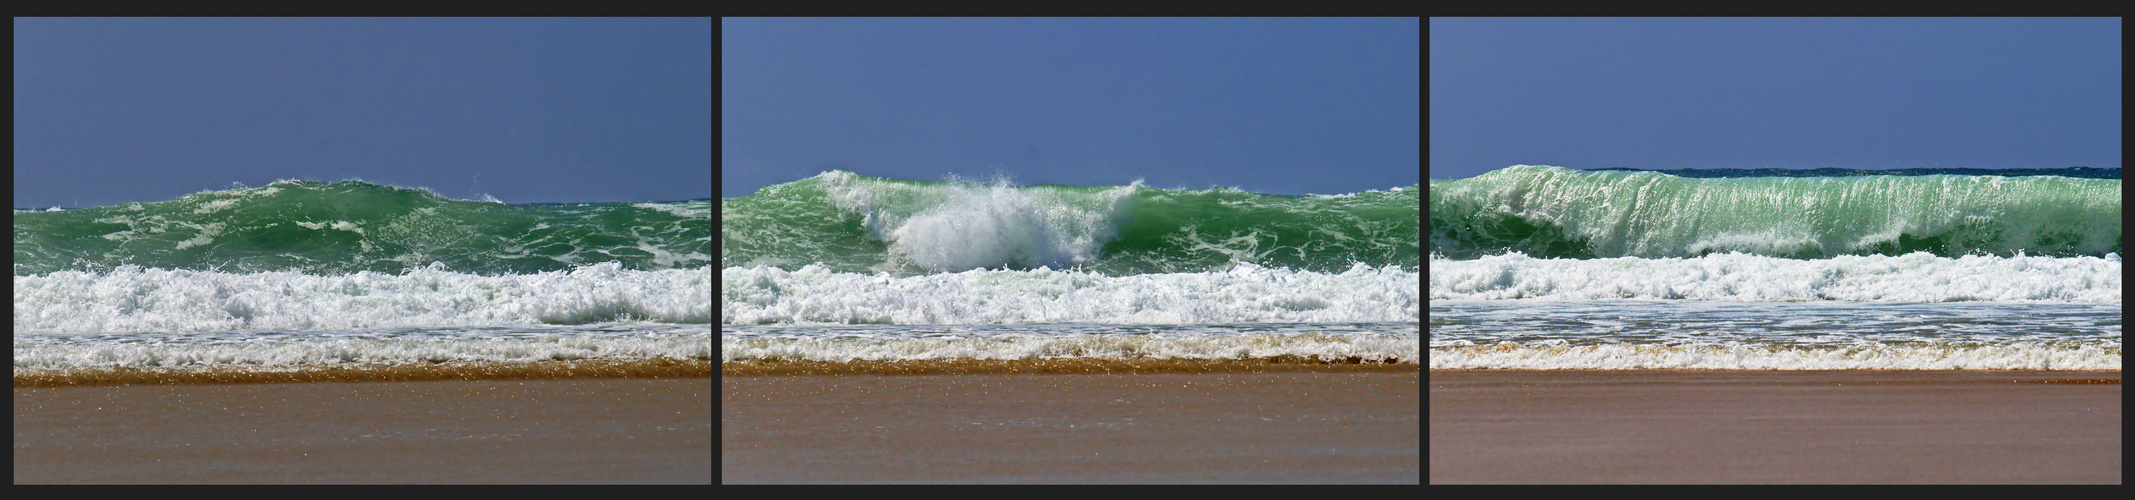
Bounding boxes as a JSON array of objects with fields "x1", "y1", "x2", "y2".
[
  {"x1": 1429, "y1": 165, "x2": 2122, "y2": 259},
  {"x1": 724, "y1": 171, "x2": 1421, "y2": 276}
]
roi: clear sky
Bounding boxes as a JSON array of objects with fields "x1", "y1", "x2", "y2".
[
  {"x1": 14, "y1": 17, "x2": 712, "y2": 208},
  {"x1": 1430, "y1": 17, "x2": 2121, "y2": 180},
  {"x1": 722, "y1": 17, "x2": 1420, "y2": 198}
]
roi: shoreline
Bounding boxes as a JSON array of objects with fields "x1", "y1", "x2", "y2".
[
  {"x1": 1429, "y1": 369, "x2": 2122, "y2": 484},
  {"x1": 725, "y1": 357, "x2": 1418, "y2": 376},
  {"x1": 14, "y1": 358, "x2": 713, "y2": 387},
  {"x1": 723, "y1": 371, "x2": 1420, "y2": 483}
]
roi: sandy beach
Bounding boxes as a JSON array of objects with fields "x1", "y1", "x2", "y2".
[
  {"x1": 14, "y1": 359, "x2": 712, "y2": 387},
  {"x1": 1429, "y1": 369, "x2": 2121, "y2": 484},
  {"x1": 722, "y1": 370, "x2": 1420, "y2": 483},
  {"x1": 14, "y1": 378, "x2": 713, "y2": 484}
]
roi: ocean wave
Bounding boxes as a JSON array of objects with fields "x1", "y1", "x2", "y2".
[
  {"x1": 1429, "y1": 165, "x2": 2121, "y2": 259},
  {"x1": 722, "y1": 170, "x2": 1420, "y2": 276},
  {"x1": 1580, "y1": 165, "x2": 2122, "y2": 179},
  {"x1": 13, "y1": 180, "x2": 712, "y2": 276}
]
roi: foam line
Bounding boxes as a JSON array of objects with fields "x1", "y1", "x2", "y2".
[
  {"x1": 723, "y1": 262, "x2": 1420, "y2": 325},
  {"x1": 14, "y1": 359, "x2": 712, "y2": 387},
  {"x1": 1430, "y1": 251, "x2": 2120, "y2": 302},
  {"x1": 14, "y1": 263, "x2": 713, "y2": 333}
]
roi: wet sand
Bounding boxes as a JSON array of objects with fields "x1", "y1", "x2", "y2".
[
  {"x1": 14, "y1": 378, "x2": 713, "y2": 483},
  {"x1": 1429, "y1": 370, "x2": 2121, "y2": 484},
  {"x1": 721, "y1": 371, "x2": 1420, "y2": 483},
  {"x1": 723, "y1": 357, "x2": 1419, "y2": 376},
  {"x1": 15, "y1": 358, "x2": 712, "y2": 387}
]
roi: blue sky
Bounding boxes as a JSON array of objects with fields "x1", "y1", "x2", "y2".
[
  {"x1": 14, "y1": 18, "x2": 712, "y2": 208},
  {"x1": 1430, "y1": 17, "x2": 2121, "y2": 180},
  {"x1": 722, "y1": 17, "x2": 1420, "y2": 198}
]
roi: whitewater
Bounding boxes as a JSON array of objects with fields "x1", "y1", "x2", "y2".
[
  {"x1": 1429, "y1": 165, "x2": 2121, "y2": 371},
  {"x1": 13, "y1": 179, "x2": 714, "y2": 380},
  {"x1": 721, "y1": 171, "x2": 1423, "y2": 366}
]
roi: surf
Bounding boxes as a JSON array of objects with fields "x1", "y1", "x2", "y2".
[
  {"x1": 13, "y1": 180, "x2": 712, "y2": 276},
  {"x1": 724, "y1": 261, "x2": 1417, "y2": 325},
  {"x1": 1429, "y1": 164, "x2": 2122, "y2": 260},
  {"x1": 721, "y1": 170, "x2": 1422, "y2": 276},
  {"x1": 1430, "y1": 251, "x2": 2120, "y2": 303},
  {"x1": 723, "y1": 323, "x2": 1419, "y2": 364},
  {"x1": 14, "y1": 262, "x2": 712, "y2": 334}
]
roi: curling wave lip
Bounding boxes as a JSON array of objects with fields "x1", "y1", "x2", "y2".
[{"x1": 1430, "y1": 164, "x2": 2121, "y2": 260}]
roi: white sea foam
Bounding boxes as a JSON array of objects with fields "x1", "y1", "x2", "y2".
[
  {"x1": 634, "y1": 201, "x2": 711, "y2": 219},
  {"x1": 1430, "y1": 251, "x2": 2121, "y2": 302},
  {"x1": 13, "y1": 262, "x2": 713, "y2": 334},
  {"x1": 14, "y1": 325, "x2": 711, "y2": 373},
  {"x1": 1430, "y1": 300, "x2": 2120, "y2": 370},
  {"x1": 194, "y1": 198, "x2": 241, "y2": 214},
  {"x1": 171, "y1": 222, "x2": 227, "y2": 250},
  {"x1": 723, "y1": 323, "x2": 1418, "y2": 364},
  {"x1": 294, "y1": 220, "x2": 364, "y2": 234},
  {"x1": 722, "y1": 262, "x2": 1420, "y2": 325},
  {"x1": 1430, "y1": 342, "x2": 2121, "y2": 370},
  {"x1": 816, "y1": 170, "x2": 1138, "y2": 273}
]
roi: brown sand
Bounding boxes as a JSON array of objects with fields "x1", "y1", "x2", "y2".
[
  {"x1": 15, "y1": 358, "x2": 712, "y2": 387},
  {"x1": 14, "y1": 378, "x2": 713, "y2": 484},
  {"x1": 1429, "y1": 370, "x2": 2121, "y2": 484},
  {"x1": 721, "y1": 371, "x2": 1420, "y2": 483},
  {"x1": 724, "y1": 357, "x2": 1418, "y2": 376}
]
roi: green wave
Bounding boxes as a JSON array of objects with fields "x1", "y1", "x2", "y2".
[
  {"x1": 721, "y1": 171, "x2": 1421, "y2": 276},
  {"x1": 14, "y1": 180, "x2": 711, "y2": 275},
  {"x1": 1430, "y1": 165, "x2": 2122, "y2": 260}
]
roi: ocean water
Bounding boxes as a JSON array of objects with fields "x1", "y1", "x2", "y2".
[
  {"x1": 13, "y1": 180, "x2": 714, "y2": 381},
  {"x1": 1429, "y1": 165, "x2": 2121, "y2": 370},
  {"x1": 721, "y1": 171, "x2": 1422, "y2": 366}
]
